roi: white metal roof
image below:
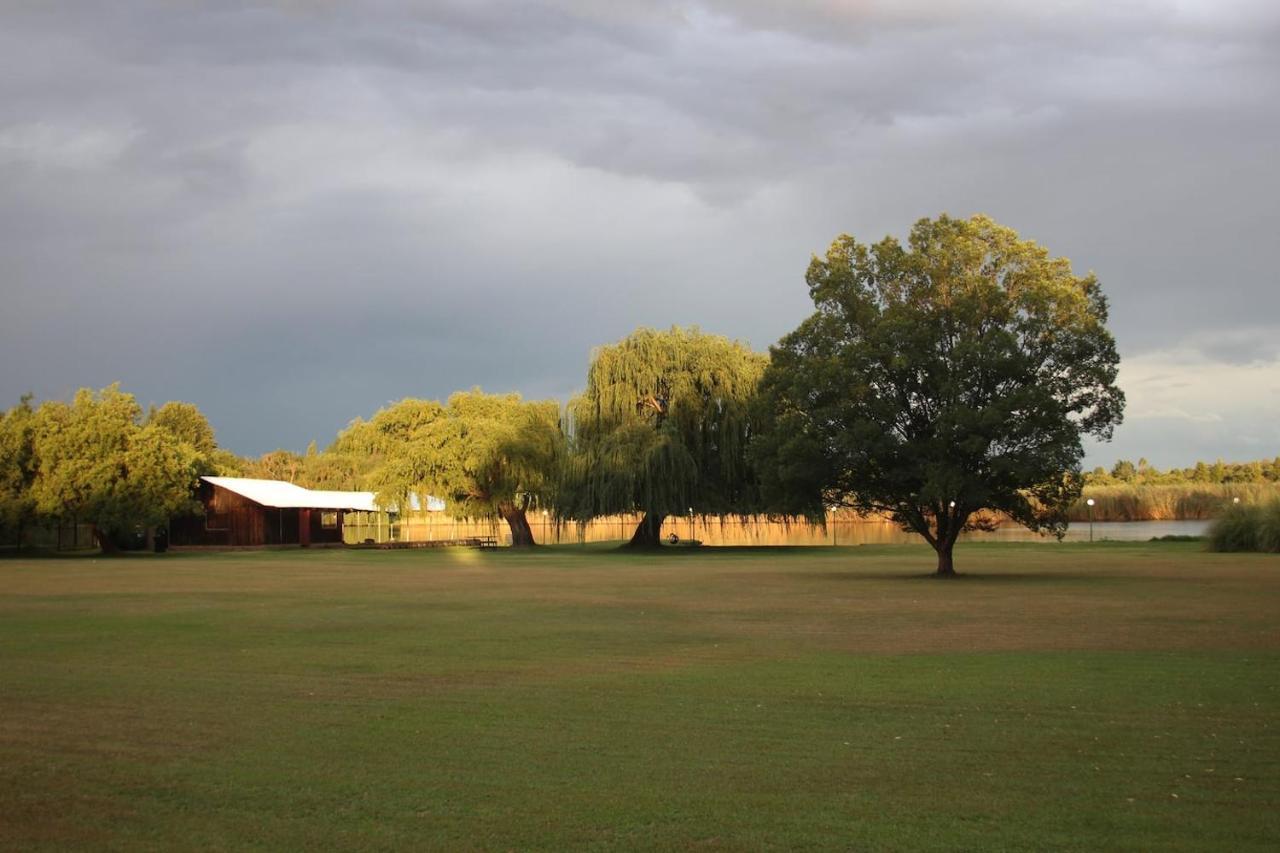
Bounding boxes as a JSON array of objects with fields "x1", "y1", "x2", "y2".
[
  {"x1": 202, "y1": 477, "x2": 381, "y2": 511},
  {"x1": 298, "y1": 489, "x2": 382, "y2": 512}
]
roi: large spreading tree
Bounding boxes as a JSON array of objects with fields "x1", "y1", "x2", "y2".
[
  {"x1": 753, "y1": 215, "x2": 1125, "y2": 575},
  {"x1": 560, "y1": 326, "x2": 768, "y2": 547},
  {"x1": 338, "y1": 391, "x2": 562, "y2": 546}
]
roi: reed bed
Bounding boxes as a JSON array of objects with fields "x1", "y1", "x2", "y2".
[
  {"x1": 345, "y1": 511, "x2": 860, "y2": 547},
  {"x1": 1069, "y1": 482, "x2": 1280, "y2": 522},
  {"x1": 337, "y1": 485, "x2": 1280, "y2": 546}
]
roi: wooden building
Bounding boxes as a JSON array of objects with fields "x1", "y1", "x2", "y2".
[{"x1": 170, "y1": 477, "x2": 381, "y2": 548}]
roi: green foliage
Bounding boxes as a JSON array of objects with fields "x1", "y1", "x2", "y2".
[
  {"x1": 340, "y1": 390, "x2": 562, "y2": 543},
  {"x1": 28, "y1": 385, "x2": 201, "y2": 542},
  {"x1": 0, "y1": 395, "x2": 39, "y2": 544},
  {"x1": 558, "y1": 326, "x2": 768, "y2": 539},
  {"x1": 244, "y1": 449, "x2": 309, "y2": 484},
  {"x1": 1208, "y1": 504, "x2": 1260, "y2": 552},
  {"x1": 1111, "y1": 459, "x2": 1136, "y2": 482},
  {"x1": 147, "y1": 399, "x2": 244, "y2": 476},
  {"x1": 1263, "y1": 504, "x2": 1280, "y2": 553},
  {"x1": 1086, "y1": 456, "x2": 1280, "y2": 487},
  {"x1": 243, "y1": 447, "x2": 361, "y2": 489},
  {"x1": 1208, "y1": 498, "x2": 1280, "y2": 553},
  {"x1": 1, "y1": 387, "x2": 236, "y2": 548},
  {"x1": 325, "y1": 398, "x2": 448, "y2": 491},
  {"x1": 148, "y1": 401, "x2": 216, "y2": 456},
  {"x1": 754, "y1": 214, "x2": 1125, "y2": 572},
  {"x1": 120, "y1": 424, "x2": 202, "y2": 525}
]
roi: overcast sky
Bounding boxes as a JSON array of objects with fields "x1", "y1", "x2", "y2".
[{"x1": 2, "y1": 0, "x2": 1277, "y2": 468}]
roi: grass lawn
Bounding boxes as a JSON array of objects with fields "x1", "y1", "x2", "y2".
[{"x1": 1, "y1": 541, "x2": 1278, "y2": 850}]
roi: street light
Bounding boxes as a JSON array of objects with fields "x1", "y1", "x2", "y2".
[
  {"x1": 1086, "y1": 498, "x2": 1095, "y2": 543},
  {"x1": 688, "y1": 507, "x2": 694, "y2": 542}
]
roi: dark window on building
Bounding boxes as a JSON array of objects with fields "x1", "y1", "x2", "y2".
[{"x1": 205, "y1": 512, "x2": 229, "y2": 531}]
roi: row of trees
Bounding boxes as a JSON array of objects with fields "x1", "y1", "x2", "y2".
[
  {"x1": 1088, "y1": 457, "x2": 1280, "y2": 487},
  {"x1": 2, "y1": 215, "x2": 1126, "y2": 574},
  {"x1": 0, "y1": 387, "x2": 238, "y2": 550},
  {"x1": 249, "y1": 328, "x2": 766, "y2": 550}
]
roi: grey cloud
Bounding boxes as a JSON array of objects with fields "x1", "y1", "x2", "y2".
[
  {"x1": 1, "y1": 1, "x2": 1278, "y2": 463},
  {"x1": 1195, "y1": 332, "x2": 1280, "y2": 366}
]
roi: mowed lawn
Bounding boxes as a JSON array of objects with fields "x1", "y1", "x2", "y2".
[{"x1": 1, "y1": 543, "x2": 1278, "y2": 851}]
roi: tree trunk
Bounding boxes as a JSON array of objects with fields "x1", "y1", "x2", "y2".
[
  {"x1": 935, "y1": 540, "x2": 957, "y2": 577},
  {"x1": 93, "y1": 526, "x2": 118, "y2": 554},
  {"x1": 625, "y1": 513, "x2": 666, "y2": 549},
  {"x1": 499, "y1": 503, "x2": 536, "y2": 547}
]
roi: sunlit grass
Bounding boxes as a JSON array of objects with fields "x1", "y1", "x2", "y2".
[{"x1": 2, "y1": 543, "x2": 1278, "y2": 850}]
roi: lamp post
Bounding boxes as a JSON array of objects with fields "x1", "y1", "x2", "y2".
[
  {"x1": 688, "y1": 507, "x2": 694, "y2": 542},
  {"x1": 542, "y1": 509, "x2": 550, "y2": 544},
  {"x1": 1086, "y1": 498, "x2": 1095, "y2": 543}
]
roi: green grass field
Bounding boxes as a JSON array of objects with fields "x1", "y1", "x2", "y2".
[{"x1": 2, "y1": 542, "x2": 1278, "y2": 850}]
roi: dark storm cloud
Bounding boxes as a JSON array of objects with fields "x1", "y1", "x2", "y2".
[{"x1": 1, "y1": 1, "x2": 1277, "y2": 465}]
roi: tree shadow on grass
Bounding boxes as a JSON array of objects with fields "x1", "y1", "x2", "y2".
[{"x1": 779, "y1": 570, "x2": 1128, "y2": 583}]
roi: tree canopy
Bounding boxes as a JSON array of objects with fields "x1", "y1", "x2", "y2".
[
  {"x1": 148, "y1": 400, "x2": 242, "y2": 476},
  {"x1": 28, "y1": 385, "x2": 202, "y2": 550},
  {"x1": 753, "y1": 214, "x2": 1125, "y2": 575},
  {"x1": 0, "y1": 395, "x2": 38, "y2": 546},
  {"x1": 559, "y1": 326, "x2": 768, "y2": 547},
  {"x1": 340, "y1": 390, "x2": 562, "y2": 546}
]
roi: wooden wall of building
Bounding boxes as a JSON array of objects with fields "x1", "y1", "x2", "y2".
[{"x1": 171, "y1": 482, "x2": 303, "y2": 547}]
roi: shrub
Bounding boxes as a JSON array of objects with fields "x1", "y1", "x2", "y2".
[
  {"x1": 1207, "y1": 499, "x2": 1280, "y2": 553},
  {"x1": 1257, "y1": 500, "x2": 1280, "y2": 553}
]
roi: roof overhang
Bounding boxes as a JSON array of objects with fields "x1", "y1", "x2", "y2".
[{"x1": 202, "y1": 477, "x2": 381, "y2": 512}]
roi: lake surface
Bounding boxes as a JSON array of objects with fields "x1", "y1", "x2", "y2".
[{"x1": 959, "y1": 519, "x2": 1211, "y2": 543}]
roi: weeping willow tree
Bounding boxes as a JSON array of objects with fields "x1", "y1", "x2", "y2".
[
  {"x1": 338, "y1": 391, "x2": 562, "y2": 546},
  {"x1": 560, "y1": 326, "x2": 768, "y2": 548}
]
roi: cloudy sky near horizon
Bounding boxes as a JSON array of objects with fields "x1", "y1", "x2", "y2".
[{"x1": 2, "y1": 0, "x2": 1278, "y2": 468}]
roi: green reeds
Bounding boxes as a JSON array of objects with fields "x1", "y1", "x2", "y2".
[{"x1": 1207, "y1": 498, "x2": 1280, "y2": 552}]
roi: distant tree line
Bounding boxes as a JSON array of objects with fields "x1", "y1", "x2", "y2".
[
  {"x1": 3, "y1": 215, "x2": 1140, "y2": 574},
  {"x1": 1086, "y1": 457, "x2": 1280, "y2": 487}
]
